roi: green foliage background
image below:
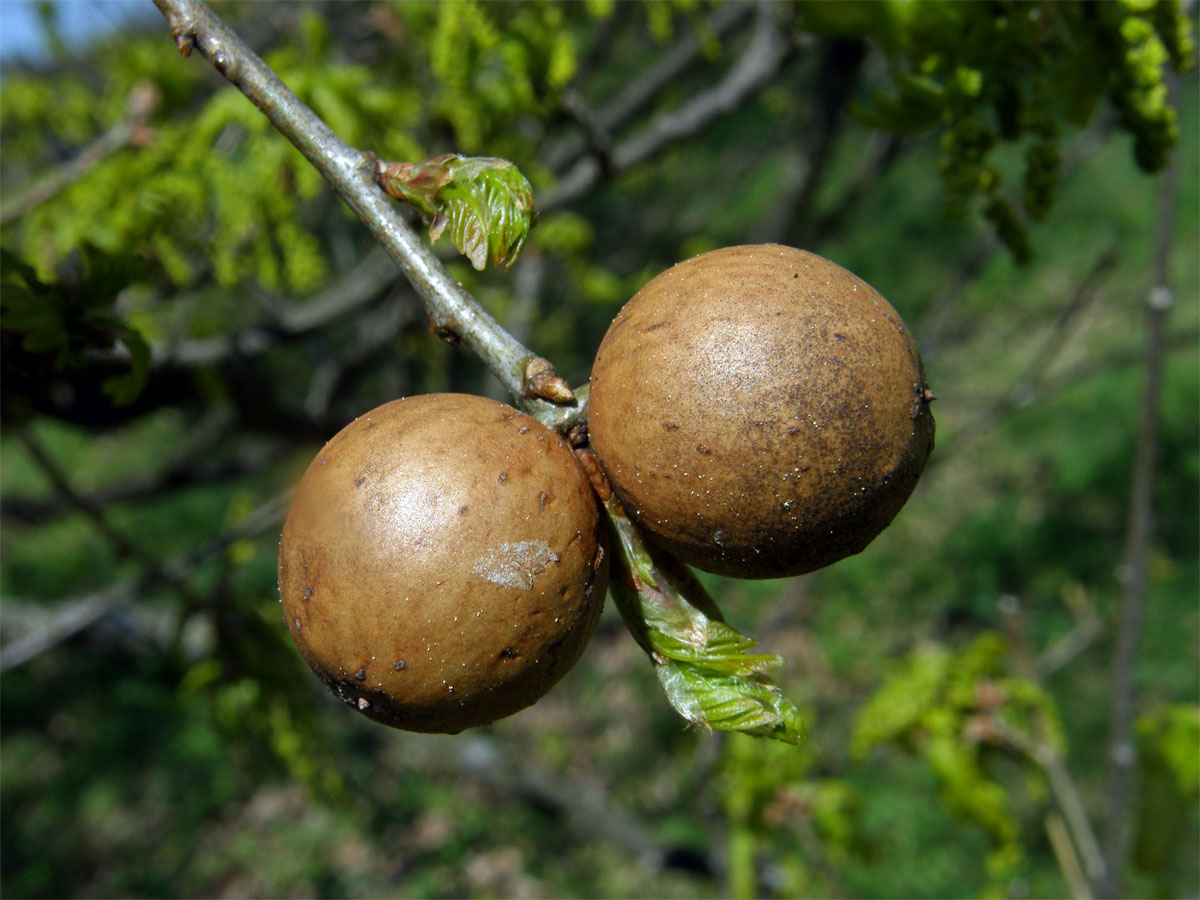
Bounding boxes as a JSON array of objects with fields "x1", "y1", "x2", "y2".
[{"x1": 1, "y1": 1, "x2": 1197, "y2": 898}]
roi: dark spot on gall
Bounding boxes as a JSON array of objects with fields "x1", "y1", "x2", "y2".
[
  {"x1": 644, "y1": 321, "x2": 669, "y2": 332},
  {"x1": 393, "y1": 660, "x2": 408, "y2": 671},
  {"x1": 354, "y1": 668, "x2": 367, "y2": 681},
  {"x1": 539, "y1": 492, "x2": 548, "y2": 510},
  {"x1": 458, "y1": 504, "x2": 469, "y2": 516},
  {"x1": 355, "y1": 476, "x2": 366, "y2": 487},
  {"x1": 662, "y1": 422, "x2": 680, "y2": 431},
  {"x1": 499, "y1": 472, "x2": 508, "y2": 484},
  {"x1": 786, "y1": 426, "x2": 802, "y2": 435},
  {"x1": 498, "y1": 647, "x2": 519, "y2": 660},
  {"x1": 696, "y1": 444, "x2": 712, "y2": 454}
]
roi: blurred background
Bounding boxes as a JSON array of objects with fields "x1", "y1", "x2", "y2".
[{"x1": 1, "y1": 1, "x2": 1197, "y2": 897}]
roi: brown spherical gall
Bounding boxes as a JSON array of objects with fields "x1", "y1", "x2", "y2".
[
  {"x1": 278, "y1": 393, "x2": 608, "y2": 733},
  {"x1": 588, "y1": 244, "x2": 935, "y2": 579}
]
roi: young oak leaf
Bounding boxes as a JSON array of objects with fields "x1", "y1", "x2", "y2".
[
  {"x1": 377, "y1": 153, "x2": 536, "y2": 270},
  {"x1": 604, "y1": 495, "x2": 806, "y2": 745}
]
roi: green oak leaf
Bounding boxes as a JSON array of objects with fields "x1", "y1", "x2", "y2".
[
  {"x1": 378, "y1": 153, "x2": 536, "y2": 270},
  {"x1": 604, "y1": 496, "x2": 805, "y2": 745}
]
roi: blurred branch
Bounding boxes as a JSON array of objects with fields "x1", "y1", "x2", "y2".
[
  {"x1": 152, "y1": 0, "x2": 580, "y2": 426},
  {"x1": 149, "y1": 246, "x2": 400, "y2": 369},
  {"x1": 807, "y1": 133, "x2": 905, "y2": 247},
  {"x1": 985, "y1": 243, "x2": 1116, "y2": 393},
  {"x1": 502, "y1": 248, "x2": 546, "y2": 351},
  {"x1": 1035, "y1": 588, "x2": 1103, "y2": 681},
  {"x1": 920, "y1": 118, "x2": 1117, "y2": 358},
  {"x1": 1098, "y1": 72, "x2": 1181, "y2": 900},
  {"x1": 999, "y1": 595, "x2": 1107, "y2": 892},
  {"x1": 23, "y1": 250, "x2": 407, "y2": 439},
  {"x1": 0, "y1": 583, "x2": 129, "y2": 672},
  {"x1": 426, "y1": 734, "x2": 715, "y2": 879},
  {"x1": 1038, "y1": 327, "x2": 1199, "y2": 398},
  {"x1": 771, "y1": 37, "x2": 868, "y2": 247},
  {"x1": 0, "y1": 82, "x2": 159, "y2": 227},
  {"x1": 302, "y1": 294, "x2": 416, "y2": 421},
  {"x1": 14, "y1": 426, "x2": 202, "y2": 607},
  {"x1": 1046, "y1": 812, "x2": 1093, "y2": 900},
  {"x1": 2, "y1": 405, "x2": 239, "y2": 525},
  {"x1": 541, "y1": 1, "x2": 793, "y2": 212},
  {"x1": 544, "y1": 3, "x2": 755, "y2": 174},
  {"x1": 928, "y1": 246, "x2": 1120, "y2": 463},
  {"x1": 918, "y1": 236, "x2": 999, "y2": 358},
  {"x1": 0, "y1": 487, "x2": 291, "y2": 673}
]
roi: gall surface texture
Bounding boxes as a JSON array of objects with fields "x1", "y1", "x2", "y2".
[
  {"x1": 588, "y1": 244, "x2": 935, "y2": 579},
  {"x1": 278, "y1": 393, "x2": 608, "y2": 733}
]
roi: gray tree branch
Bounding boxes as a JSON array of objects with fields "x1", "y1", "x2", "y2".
[{"x1": 152, "y1": 0, "x2": 580, "y2": 427}]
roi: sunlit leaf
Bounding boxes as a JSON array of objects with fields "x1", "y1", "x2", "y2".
[{"x1": 378, "y1": 153, "x2": 537, "y2": 270}]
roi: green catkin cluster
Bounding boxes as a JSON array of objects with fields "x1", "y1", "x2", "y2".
[
  {"x1": 938, "y1": 111, "x2": 997, "y2": 222},
  {"x1": 840, "y1": 0, "x2": 1194, "y2": 262},
  {"x1": 419, "y1": 0, "x2": 584, "y2": 153},
  {"x1": 1100, "y1": 0, "x2": 1188, "y2": 172},
  {"x1": 1021, "y1": 134, "x2": 1061, "y2": 223}
]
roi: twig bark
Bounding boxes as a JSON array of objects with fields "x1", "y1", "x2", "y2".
[
  {"x1": 1097, "y1": 74, "x2": 1181, "y2": 900},
  {"x1": 151, "y1": 0, "x2": 580, "y2": 427}
]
